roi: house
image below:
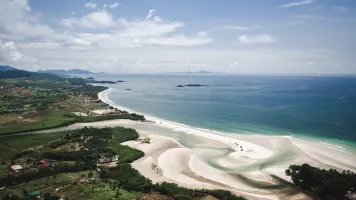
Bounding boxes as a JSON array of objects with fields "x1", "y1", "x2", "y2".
[
  {"x1": 38, "y1": 160, "x2": 48, "y2": 167},
  {"x1": 10, "y1": 165, "x2": 23, "y2": 173},
  {"x1": 0, "y1": 187, "x2": 6, "y2": 195},
  {"x1": 112, "y1": 155, "x2": 118, "y2": 162},
  {"x1": 71, "y1": 179, "x2": 79, "y2": 185}
]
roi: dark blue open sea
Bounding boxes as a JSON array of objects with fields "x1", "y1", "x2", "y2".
[{"x1": 85, "y1": 74, "x2": 356, "y2": 149}]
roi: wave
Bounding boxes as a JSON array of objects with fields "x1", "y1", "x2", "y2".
[{"x1": 316, "y1": 142, "x2": 349, "y2": 153}]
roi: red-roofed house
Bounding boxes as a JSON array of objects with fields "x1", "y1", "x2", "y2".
[
  {"x1": 11, "y1": 165, "x2": 23, "y2": 172},
  {"x1": 38, "y1": 160, "x2": 48, "y2": 167}
]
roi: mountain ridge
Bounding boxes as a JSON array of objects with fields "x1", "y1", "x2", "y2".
[
  {"x1": 0, "y1": 65, "x2": 17, "y2": 72},
  {"x1": 37, "y1": 69, "x2": 104, "y2": 75}
]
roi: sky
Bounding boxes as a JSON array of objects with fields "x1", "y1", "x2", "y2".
[{"x1": 0, "y1": 0, "x2": 355, "y2": 74}]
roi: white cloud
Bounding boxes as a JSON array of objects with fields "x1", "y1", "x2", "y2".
[
  {"x1": 70, "y1": 37, "x2": 92, "y2": 47},
  {"x1": 215, "y1": 25, "x2": 252, "y2": 31},
  {"x1": 23, "y1": 42, "x2": 62, "y2": 50},
  {"x1": 334, "y1": 6, "x2": 349, "y2": 12},
  {"x1": 292, "y1": 15, "x2": 315, "y2": 19},
  {"x1": 84, "y1": 2, "x2": 96, "y2": 9},
  {"x1": 117, "y1": 18, "x2": 184, "y2": 38},
  {"x1": 61, "y1": 10, "x2": 115, "y2": 28},
  {"x1": 0, "y1": 39, "x2": 36, "y2": 64},
  {"x1": 197, "y1": 31, "x2": 208, "y2": 37},
  {"x1": 58, "y1": 9, "x2": 212, "y2": 49},
  {"x1": 103, "y1": 4, "x2": 108, "y2": 8},
  {"x1": 0, "y1": 0, "x2": 54, "y2": 39},
  {"x1": 1, "y1": 2, "x2": 353, "y2": 74},
  {"x1": 0, "y1": 40, "x2": 23, "y2": 62},
  {"x1": 109, "y1": 2, "x2": 120, "y2": 8},
  {"x1": 229, "y1": 62, "x2": 239, "y2": 66},
  {"x1": 146, "y1": 9, "x2": 155, "y2": 20},
  {"x1": 237, "y1": 34, "x2": 275, "y2": 44},
  {"x1": 280, "y1": 0, "x2": 314, "y2": 8},
  {"x1": 135, "y1": 35, "x2": 212, "y2": 46}
]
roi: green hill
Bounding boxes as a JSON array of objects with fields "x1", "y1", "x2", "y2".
[
  {"x1": 0, "y1": 65, "x2": 17, "y2": 72},
  {"x1": 37, "y1": 69, "x2": 97, "y2": 75},
  {"x1": 0, "y1": 69, "x2": 61, "y2": 79}
]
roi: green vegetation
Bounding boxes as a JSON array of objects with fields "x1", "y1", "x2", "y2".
[
  {"x1": 102, "y1": 164, "x2": 246, "y2": 200},
  {"x1": 141, "y1": 137, "x2": 151, "y2": 144},
  {"x1": 0, "y1": 70, "x2": 59, "y2": 79},
  {"x1": 0, "y1": 72, "x2": 144, "y2": 135},
  {"x1": 67, "y1": 112, "x2": 145, "y2": 123},
  {"x1": 109, "y1": 127, "x2": 144, "y2": 163},
  {"x1": 0, "y1": 110, "x2": 77, "y2": 135},
  {"x1": 0, "y1": 126, "x2": 247, "y2": 200},
  {"x1": 0, "y1": 131, "x2": 69, "y2": 159},
  {"x1": 286, "y1": 164, "x2": 356, "y2": 200}
]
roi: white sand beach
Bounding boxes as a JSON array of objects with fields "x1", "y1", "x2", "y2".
[{"x1": 79, "y1": 89, "x2": 356, "y2": 200}]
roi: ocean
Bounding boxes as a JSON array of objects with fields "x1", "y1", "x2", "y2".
[{"x1": 84, "y1": 74, "x2": 356, "y2": 149}]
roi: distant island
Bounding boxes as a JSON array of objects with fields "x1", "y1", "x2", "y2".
[
  {"x1": 37, "y1": 69, "x2": 106, "y2": 75},
  {"x1": 85, "y1": 77, "x2": 116, "y2": 84},
  {"x1": 117, "y1": 80, "x2": 125, "y2": 82},
  {"x1": 177, "y1": 84, "x2": 207, "y2": 87},
  {"x1": 89, "y1": 80, "x2": 116, "y2": 84},
  {"x1": 157, "y1": 70, "x2": 213, "y2": 75},
  {"x1": 188, "y1": 70, "x2": 212, "y2": 74}
]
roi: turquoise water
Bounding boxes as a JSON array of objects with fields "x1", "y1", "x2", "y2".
[{"x1": 85, "y1": 74, "x2": 356, "y2": 148}]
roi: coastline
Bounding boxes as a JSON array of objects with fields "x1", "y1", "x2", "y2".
[
  {"x1": 97, "y1": 88, "x2": 356, "y2": 200},
  {"x1": 98, "y1": 88, "x2": 355, "y2": 154}
]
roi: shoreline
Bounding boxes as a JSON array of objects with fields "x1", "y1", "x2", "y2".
[
  {"x1": 98, "y1": 88, "x2": 355, "y2": 154},
  {"x1": 97, "y1": 88, "x2": 356, "y2": 200}
]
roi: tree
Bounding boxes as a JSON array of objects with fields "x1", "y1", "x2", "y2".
[
  {"x1": 22, "y1": 188, "x2": 28, "y2": 196},
  {"x1": 115, "y1": 189, "x2": 121, "y2": 198},
  {"x1": 286, "y1": 164, "x2": 356, "y2": 200},
  {"x1": 44, "y1": 194, "x2": 60, "y2": 200},
  {"x1": 3, "y1": 194, "x2": 21, "y2": 200},
  {"x1": 52, "y1": 174, "x2": 58, "y2": 183}
]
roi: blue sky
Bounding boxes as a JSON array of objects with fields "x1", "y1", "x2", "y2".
[{"x1": 0, "y1": 0, "x2": 355, "y2": 74}]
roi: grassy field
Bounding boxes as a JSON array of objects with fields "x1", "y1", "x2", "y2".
[
  {"x1": 0, "y1": 130, "x2": 69, "y2": 159},
  {"x1": 0, "y1": 164, "x2": 10, "y2": 179},
  {"x1": 0, "y1": 109, "x2": 77, "y2": 135}
]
